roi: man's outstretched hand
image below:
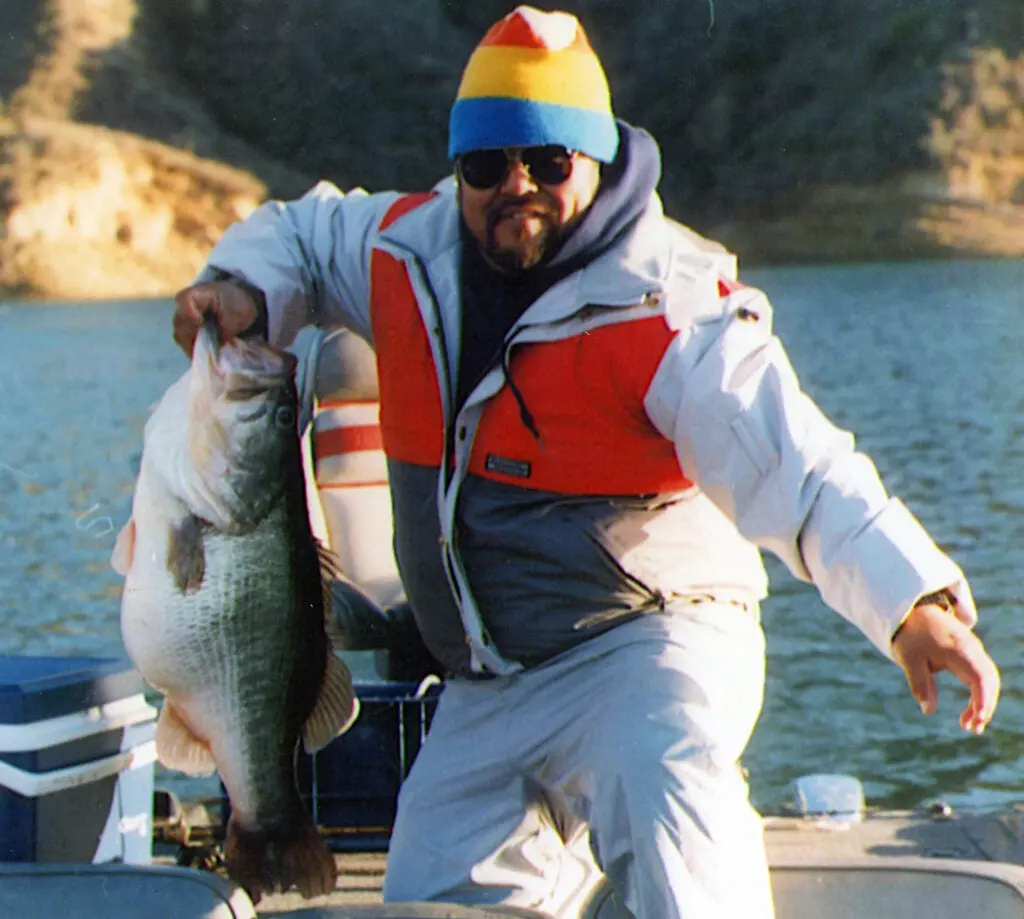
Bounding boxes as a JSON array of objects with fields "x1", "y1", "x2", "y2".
[
  {"x1": 892, "y1": 601, "x2": 1000, "y2": 735},
  {"x1": 173, "y1": 281, "x2": 263, "y2": 356}
]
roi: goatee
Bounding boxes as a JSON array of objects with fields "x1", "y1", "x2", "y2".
[{"x1": 484, "y1": 203, "x2": 560, "y2": 273}]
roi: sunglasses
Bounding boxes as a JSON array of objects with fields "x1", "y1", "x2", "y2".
[{"x1": 457, "y1": 145, "x2": 576, "y2": 190}]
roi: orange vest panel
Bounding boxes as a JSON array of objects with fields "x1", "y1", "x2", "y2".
[
  {"x1": 369, "y1": 194, "x2": 446, "y2": 466},
  {"x1": 467, "y1": 317, "x2": 692, "y2": 494},
  {"x1": 369, "y1": 194, "x2": 692, "y2": 495}
]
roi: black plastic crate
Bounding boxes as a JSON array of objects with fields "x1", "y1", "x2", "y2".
[
  {"x1": 300, "y1": 680, "x2": 441, "y2": 851},
  {"x1": 220, "y1": 679, "x2": 442, "y2": 852}
]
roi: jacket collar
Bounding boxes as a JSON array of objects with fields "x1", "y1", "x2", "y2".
[
  {"x1": 376, "y1": 179, "x2": 724, "y2": 326},
  {"x1": 377, "y1": 179, "x2": 462, "y2": 263}
]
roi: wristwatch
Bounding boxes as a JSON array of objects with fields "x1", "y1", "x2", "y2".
[
  {"x1": 913, "y1": 588, "x2": 959, "y2": 615},
  {"x1": 892, "y1": 587, "x2": 959, "y2": 644}
]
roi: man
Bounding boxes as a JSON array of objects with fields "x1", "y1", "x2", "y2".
[{"x1": 172, "y1": 7, "x2": 1000, "y2": 917}]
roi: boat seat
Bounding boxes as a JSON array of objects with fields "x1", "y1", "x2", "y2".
[
  {"x1": 577, "y1": 856, "x2": 1024, "y2": 918},
  {"x1": 769, "y1": 858, "x2": 1024, "y2": 919},
  {"x1": 267, "y1": 906, "x2": 544, "y2": 918},
  {"x1": 0, "y1": 863, "x2": 255, "y2": 919}
]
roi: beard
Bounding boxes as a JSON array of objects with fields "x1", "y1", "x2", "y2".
[{"x1": 483, "y1": 198, "x2": 563, "y2": 273}]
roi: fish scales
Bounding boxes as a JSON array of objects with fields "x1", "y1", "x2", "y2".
[{"x1": 115, "y1": 323, "x2": 358, "y2": 903}]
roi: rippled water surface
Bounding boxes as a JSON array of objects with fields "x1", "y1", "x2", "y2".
[{"x1": 2, "y1": 259, "x2": 1023, "y2": 814}]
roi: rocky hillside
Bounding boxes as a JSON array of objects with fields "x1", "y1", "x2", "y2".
[{"x1": 1, "y1": 0, "x2": 1022, "y2": 300}]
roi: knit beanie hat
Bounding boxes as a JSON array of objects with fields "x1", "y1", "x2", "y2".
[{"x1": 448, "y1": 6, "x2": 619, "y2": 164}]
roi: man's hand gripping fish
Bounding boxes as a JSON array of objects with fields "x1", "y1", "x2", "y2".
[{"x1": 112, "y1": 316, "x2": 359, "y2": 902}]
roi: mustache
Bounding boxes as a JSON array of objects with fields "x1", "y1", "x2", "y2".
[{"x1": 485, "y1": 196, "x2": 556, "y2": 234}]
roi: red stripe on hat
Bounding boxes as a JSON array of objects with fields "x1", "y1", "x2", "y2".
[
  {"x1": 478, "y1": 9, "x2": 592, "y2": 52},
  {"x1": 315, "y1": 425, "x2": 383, "y2": 458}
]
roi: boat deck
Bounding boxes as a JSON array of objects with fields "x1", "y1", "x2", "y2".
[{"x1": 157, "y1": 802, "x2": 1024, "y2": 915}]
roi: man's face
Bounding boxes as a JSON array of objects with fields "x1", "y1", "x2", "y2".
[{"x1": 457, "y1": 146, "x2": 602, "y2": 273}]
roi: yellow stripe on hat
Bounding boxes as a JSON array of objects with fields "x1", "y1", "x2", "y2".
[{"x1": 456, "y1": 45, "x2": 612, "y2": 114}]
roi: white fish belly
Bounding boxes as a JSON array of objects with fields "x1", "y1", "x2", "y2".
[{"x1": 122, "y1": 501, "x2": 320, "y2": 824}]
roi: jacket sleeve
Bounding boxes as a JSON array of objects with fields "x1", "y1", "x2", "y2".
[
  {"x1": 195, "y1": 181, "x2": 403, "y2": 347},
  {"x1": 644, "y1": 279, "x2": 975, "y2": 660}
]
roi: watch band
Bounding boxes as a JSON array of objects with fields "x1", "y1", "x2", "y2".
[{"x1": 913, "y1": 588, "x2": 958, "y2": 614}]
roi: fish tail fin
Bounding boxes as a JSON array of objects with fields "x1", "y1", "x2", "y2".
[
  {"x1": 223, "y1": 819, "x2": 270, "y2": 905},
  {"x1": 224, "y1": 811, "x2": 337, "y2": 903},
  {"x1": 276, "y1": 814, "x2": 338, "y2": 900}
]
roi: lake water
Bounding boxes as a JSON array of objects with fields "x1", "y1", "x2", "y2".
[{"x1": 1, "y1": 258, "x2": 1023, "y2": 816}]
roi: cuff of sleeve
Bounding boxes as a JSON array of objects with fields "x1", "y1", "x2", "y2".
[
  {"x1": 819, "y1": 498, "x2": 976, "y2": 661},
  {"x1": 891, "y1": 581, "x2": 978, "y2": 645}
]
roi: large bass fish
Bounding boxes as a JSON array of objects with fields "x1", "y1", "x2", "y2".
[{"x1": 112, "y1": 318, "x2": 358, "y2": 902}]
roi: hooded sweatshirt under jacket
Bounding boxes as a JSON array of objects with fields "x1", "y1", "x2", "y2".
[{"x1": 199, "y1": 121, "x2": 975, "y2": 678}]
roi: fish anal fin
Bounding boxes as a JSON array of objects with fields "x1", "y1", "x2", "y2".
[
  {"x1": 167, "y1": 515, "x2": 206, "y2": 593},
  {"x1": 110, "y1": 518, "x2": 136, "y2": 576},
  {"x1": 302, "y1": 654, "x2": 359, "y2": 754},
  {"x1": 155, "y1": 701, "x2": 217, "y2": 776}
]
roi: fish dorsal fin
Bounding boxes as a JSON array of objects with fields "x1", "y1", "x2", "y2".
[
  {"x1": 316, "y1": 541, "x2": 348, "y2": 649},
  {"x1": 316, "y1": 539, "x2": 343, "y2": 578},
  {"x1": 307, "y1": 541, "x2": 362, "y2": 750},
  {"x1": 303, "y1": 654, "x2": 360, "y2": 753},
  {"x1": 155, "y1": 702, "x2": 217, "y2": 776}
]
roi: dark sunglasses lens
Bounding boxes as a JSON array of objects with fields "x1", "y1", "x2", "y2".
[
  {"x1": 459, "y1": 146, "x2": 575, "y2": 189},
  {"x1": 522, "y1": 146, "x2": 574, "y2": 185},
  {"x1": 459, "y1": 150, "x2": 510, "y2": 189}
]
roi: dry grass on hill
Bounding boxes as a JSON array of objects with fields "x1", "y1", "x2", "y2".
[
  {"x1": 0, "y1": 0, "x2": 309, "y2": 300},
  {"x1": 0, "y1": 0, "x2": 1022, "y2": 299}
]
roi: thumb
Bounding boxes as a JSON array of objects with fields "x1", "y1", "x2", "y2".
[{"x1": 173, "y1": 285, "x2": 221, "y2": 356}]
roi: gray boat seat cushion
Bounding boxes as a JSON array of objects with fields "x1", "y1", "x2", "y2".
[
  {"x1": 769, "y1": 859, "x2": 1024, "y2": 919},
  {"x1": 0, "y1": 863, "x2": 255, "y2": 919},
  {"x1": 270, "y1": 906, "x2": 545, "y2": 918}
]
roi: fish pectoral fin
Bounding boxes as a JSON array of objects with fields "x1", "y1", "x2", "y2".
[
  {"x1": 110, "y1": 518, "x2": 136, "y2": 576},
  {"x1": 155, "y1": 702, "x2": 217, "y2": 776},
  {"x1": 302, "y1": 653, "x2": 360, "y2": 754},
  {"x1": 166, "y1": 514, "x2": 206, "y2": 593}
]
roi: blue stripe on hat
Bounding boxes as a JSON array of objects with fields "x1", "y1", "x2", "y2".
[{"x1": 449, "y1": 97, "x2": 619, "y2": 163}]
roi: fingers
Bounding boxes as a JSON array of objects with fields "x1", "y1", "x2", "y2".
[
  {"x1": 172, "y1": 282, "x2": 260, "y2": 356},
  {"x1": 893, "y1": 605, "x2": 1000, "y2": 735},
  {"x1": 901, "y1": 661, "x2": 937, "y2": 716},
  {"x1": 943, "y1": 631, "x2": 1001, "y2": 734},
  {"x1": 172, "y1": 285, "x2": 215, "y2": 356}
]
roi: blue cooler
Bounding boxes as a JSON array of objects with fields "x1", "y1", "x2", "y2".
[
  {"x1": 296, "y1": 678, "x2": 442, "y2": 851},
  {"x1": 0, "y1": 656, "x2": 157, "y2": 864}
]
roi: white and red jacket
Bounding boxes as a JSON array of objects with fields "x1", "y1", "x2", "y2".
[{"x1": 199, "y1": 179, "x2": 974, "y2": 677}]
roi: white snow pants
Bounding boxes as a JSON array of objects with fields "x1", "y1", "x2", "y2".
[{"x1": 383, "y1": 599, "x2": 774, "y2": 919}]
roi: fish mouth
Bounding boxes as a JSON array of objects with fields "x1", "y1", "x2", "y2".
[
  {"x1": 195, "y1": 320, "x2": 298, "y2": 399},
  {"x1": 186, "y1": 321, "x2": 300, "y2": 506}
]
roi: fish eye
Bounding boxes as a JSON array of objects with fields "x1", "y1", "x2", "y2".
[{"x1": 275, "y1": 406, "x2": 295, "y2": 429}]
